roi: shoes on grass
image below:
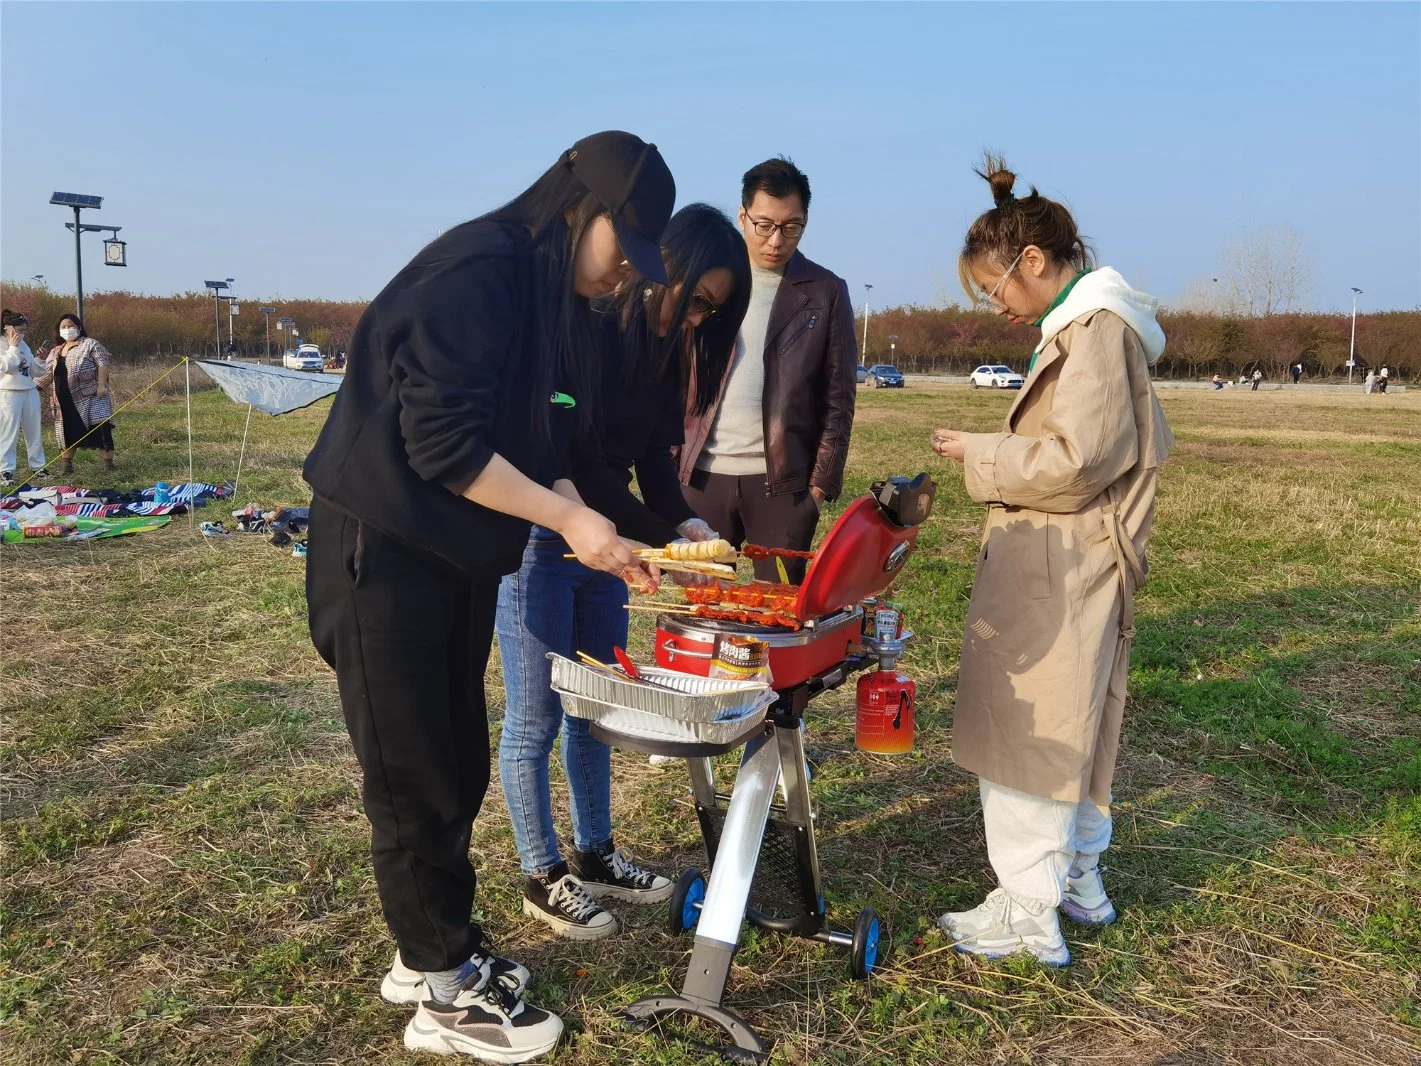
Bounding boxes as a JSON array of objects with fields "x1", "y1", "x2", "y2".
[
  {"x1": 522, "y1": 862, "x2": 617, "y2": 941},
  {"x1": 291, "y1": 541, "x2": 308, "y2": 559},
  {"x1": 403, "y1": 968, "x2": 563, "y2": 1063},
  {"x1": 1060, "y1": 865, "x2": 1117, "y2": 926},
  {"x1": 200, "y1": 521, "x2": 230, "y2": 538},
  {"x1": 570, "y1": 843, "x2": 672, "y2": 905},
  {"x1": 381, "y1": 944, "x2": 531, "y2": 1007},
  {"x1": 939, "y1": 887, "x2": 1071, "y2": 967}
]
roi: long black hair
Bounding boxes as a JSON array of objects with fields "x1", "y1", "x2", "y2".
[
  {"x1": 474, "y1": 152, "x2": 606, "y2": 437},
  {"x1": 609, "y1": 203, "x2": 749, "y2": 415}
]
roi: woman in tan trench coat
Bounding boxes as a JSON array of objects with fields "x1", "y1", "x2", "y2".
[{"x1": 931, "y1": 156, "x2": 1173, "y2": 966}]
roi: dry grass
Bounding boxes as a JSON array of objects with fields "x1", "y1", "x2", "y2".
[{"x1": 2, "y1": 386, "x2": 1418, "y2": 1065}]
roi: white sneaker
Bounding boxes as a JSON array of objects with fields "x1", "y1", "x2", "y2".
[
  {"x1": 403, "y1": 974, "x2": 563, "y2": 1062},
  {"x1": 381, "y1": 944, "x2": 531, "y2": 1006},
  {"x1": 648, "y1": 754, "x2": 678, "y2": 767},
  {"x1": 1060, "y1": 866, "x2": 1118, "y2": 926},
  {"x1": 939, "y1": 887, "x2": 1071, "y2": 967}
]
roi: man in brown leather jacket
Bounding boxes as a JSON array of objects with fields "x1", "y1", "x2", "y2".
[{"x1": 678, "y1": 157, "x2": 857, "y2": 582}]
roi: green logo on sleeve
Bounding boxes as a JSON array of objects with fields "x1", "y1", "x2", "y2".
[{"x1": 550, "y1": 391, "x2": 576, "y2": 408}]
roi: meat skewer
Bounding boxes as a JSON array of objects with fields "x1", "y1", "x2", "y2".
[{"x1": 741, "y1": 543, "x2": 815, "y2": 561}]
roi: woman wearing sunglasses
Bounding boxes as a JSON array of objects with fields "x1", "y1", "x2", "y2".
[
  {"x1": 304, "y1": 131, "x2": 673, "y2": 1062},
  {"x1": 494, "y1": 203, "x2": 750, "y2": 940},
  {"x1": 930, "y1": 155, "x2": 1172, "y2": 967}
]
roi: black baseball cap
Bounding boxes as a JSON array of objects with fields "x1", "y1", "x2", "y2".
[{"x1": 566, "y1": 131, "x2": 675, "y2": 285}]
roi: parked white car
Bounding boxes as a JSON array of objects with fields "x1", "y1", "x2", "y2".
[
  {"x1": 283, "y1": 345, "x2": 324, "y2": 372},
  {"x1": 970, "y1": 364, "x2": 1024, "y2": 389}
]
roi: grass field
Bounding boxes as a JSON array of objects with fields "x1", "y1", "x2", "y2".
[{"x1": 3, "y1": 378, "x2": 1419, "y2": 1066}]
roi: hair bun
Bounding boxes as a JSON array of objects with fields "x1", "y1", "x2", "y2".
[{"x1": 975, "y1": 151, "x2": 1017, "y2": 209}]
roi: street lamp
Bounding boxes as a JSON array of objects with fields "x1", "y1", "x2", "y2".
[
  {"x1": 889, "y1": 334, "x2": 898, "y2": 362},
  {"x1": 861, "y1": 283, "x2": 874, "y2": 363},
  {"x1": 30, "y1": 275, "x2": 45, "y2": 286},
  {"x1": 1348, "y1": 287, "x2": 1363, "y2": 384},
  {"x1": 260, "y1": 307, "x2": 277, "y2": 365},
  {"x1": 276, "y1": 316, "x2": 295, "y2": 362},
  {"x1": 204, "y1": 279, "x2": 233, "y2": 360},
  {"x1": 50, "y1": 191, "x2": 127, "y2": 320}
]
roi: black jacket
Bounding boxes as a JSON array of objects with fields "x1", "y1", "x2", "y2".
[
  {"x1": 303, "y1": 220, "x2": 575, "y2": 579},
  {"x1": 677, "y1": 250, "x2": 857, "y2": 499},
  {"x1": 571, "y1": 313, "x2": 694, "y2": 546}
]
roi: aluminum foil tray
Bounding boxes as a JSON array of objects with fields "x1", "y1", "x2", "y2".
[{"x1": 548, "y1": 654, "x2": 775, "y2": 745}]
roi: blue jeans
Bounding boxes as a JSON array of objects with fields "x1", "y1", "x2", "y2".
[{"x1": 495, "y1": 528, "x2": 628, "y2": 876}]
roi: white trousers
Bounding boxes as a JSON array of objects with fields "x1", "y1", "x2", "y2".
[
  {"x1": 0, "y1": 389, "x2": 45, "y2": 473},
  {"x1": 980, "y1": 776, "x2": 1112, "y2": 907}
]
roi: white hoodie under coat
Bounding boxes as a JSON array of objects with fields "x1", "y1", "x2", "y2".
[{"x1": 1035, "y1": 267, "x2": 1166, "y2": 365}]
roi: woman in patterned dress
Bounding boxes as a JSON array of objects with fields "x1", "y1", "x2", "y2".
[{"x1": 37, "y1": 314, "x2": 116, "y2": 475}]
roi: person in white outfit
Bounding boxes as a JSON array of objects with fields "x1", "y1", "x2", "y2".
[
  {"x1": 930, "y1": 156, "x2": 1172, "y2": 967},
  {"x1": 0, "y1": 310, "x2": 48, "y2": 485}
]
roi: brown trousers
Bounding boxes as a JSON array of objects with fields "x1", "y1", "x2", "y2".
[{"x1": 683, "y1": 469, "x2": 822, "y2": 583}]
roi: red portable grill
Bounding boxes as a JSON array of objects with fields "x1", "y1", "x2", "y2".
[{"x1": 615, "y1": 474, "x2": 937, "y2": 1063}]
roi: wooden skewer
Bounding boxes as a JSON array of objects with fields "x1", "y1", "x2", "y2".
[
  {"x1": 623, "y1": 602, "x2": 698, "y2": 614},
  {"x1": 576, "y1": 650, "x2": 615, "y2": 670}
]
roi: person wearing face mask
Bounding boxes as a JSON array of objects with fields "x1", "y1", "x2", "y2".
[
  {"x1": 303, "y1": 131, "x2": 674, "y2": 1063},
  {"x1": 929, "y1": 155, "x2": 1173, "y2": 968},
  {"x1": 493, "y1": 203, "x2": 749, "y2": 941},
  {"x1": 39, "y1": 314, "x2": 115, "y2": 476},
  {"x1": 0, "y1": 310, "x2": 49, "y2": 485}
]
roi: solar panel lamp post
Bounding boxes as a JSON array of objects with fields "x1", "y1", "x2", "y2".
[
  {"x1": 204, "y1": 279, "x2": 233, "y2": 360},
  {"x1": 49, "y1": 191, "x2": 106, "y2": 319}
]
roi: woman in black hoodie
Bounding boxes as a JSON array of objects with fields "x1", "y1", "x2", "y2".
[{"x1": 303, "y1": 132, "x2": 673, "y2": 1062}]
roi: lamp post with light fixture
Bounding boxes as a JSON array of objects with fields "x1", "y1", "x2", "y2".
[{"x1": 50, "y1": 191, "x2": 127, "y2": 320}]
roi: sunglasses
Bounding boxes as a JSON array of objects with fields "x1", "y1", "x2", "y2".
[{"x1": 689, "y1": 291, "x2": 720, "y2": 320}]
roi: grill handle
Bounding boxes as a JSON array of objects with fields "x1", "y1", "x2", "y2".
[{"x1": 661, "y1": 638, "x2": 713, "y2": 662}]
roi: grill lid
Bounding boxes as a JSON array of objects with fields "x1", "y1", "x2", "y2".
[{"x1": 793, "y1": 488, "x2": 930, "y2": 619}]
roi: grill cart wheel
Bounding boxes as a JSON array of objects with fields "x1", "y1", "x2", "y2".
[
  {"x1": 669, "y1": 867, "x2": 706, "y2": 936},
  {"x1": 850, "y1": 908, "x2": 880, "y2": 979}
]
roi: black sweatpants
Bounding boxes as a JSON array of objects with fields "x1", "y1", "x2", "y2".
[
  {"x1": 682, "y1": 470, "x2": 822, "y2": 583},
  {"x1": 307, "y1": 497, "x2": 496, "y2": 973}
]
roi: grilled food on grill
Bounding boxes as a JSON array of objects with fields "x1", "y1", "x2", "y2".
[{"x1": 642, "y1": 539, "x2": 739, "y2": 565}]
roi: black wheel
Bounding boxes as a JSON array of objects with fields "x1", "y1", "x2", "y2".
[
  {"x1": 970, "y1": 380, "x2": 979, "y2": 389},
  {"x1": 669, "y1": 867, "x2": 706, "y2": 936},
  {"x1": 850, "y1": 908, "x2": 881, "y2": 980}
]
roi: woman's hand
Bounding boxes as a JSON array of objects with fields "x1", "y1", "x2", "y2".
[
  {"x1": 930, "y1": 428, "x2": 967, "y2": 463},
  {"x1": 675, "y1": 517, "x2": 720, "y2": 543},
  {"x1": 562, "y1": 507, "x2": 658, "y2": 588}
]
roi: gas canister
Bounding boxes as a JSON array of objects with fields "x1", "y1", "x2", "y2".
[{"x1": 855, "y1": 667, "x2": 915, "y2": 754}]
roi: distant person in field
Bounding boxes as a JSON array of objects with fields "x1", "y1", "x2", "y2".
[
  {"x1": 1251, "y1": 369, "x2": 1263, "y2": 391},
  {"x1": 1292, "y1": 362, "x2": 1302, "y2": 384},
  {"x1": 36, "y1": 314, "x2": 116, "y2": 476},
  {"x1": 677, "y1": 156, "x2": 857, "y2": 584},
  {"x1": 1378, "y1": 365, "x2": 1389, "y2": 393},
  {"x1": 1211, "y1": 372, "x2": 1224, "y2": 390},
  {"x1": 929, "y1": 153, "x2": 1173, "y2": 967},
  {"x1": 0, "y1": 310, "x2": 48, "y2": 485},
  {"x1": 1365, "y1": 369, "x2": 1377, "y2": 394}
]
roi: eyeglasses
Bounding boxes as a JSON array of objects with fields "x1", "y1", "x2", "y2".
[
  {"x1": 689, "y1": 291, "x2": 719, "y2": 320},
  {"x1": 746, "y1": 214, "x2": 805, "y2": 240},
  {"x1": 978, "y1": 247, "x2": 1026, "y2": 307}
]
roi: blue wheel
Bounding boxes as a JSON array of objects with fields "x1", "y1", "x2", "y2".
[
  {"x1": 669, "y1": 868, "x2": 706, "y2": 936},
  {"x1": 851, "y1": 908, "x2": 880, "y2": 979}
]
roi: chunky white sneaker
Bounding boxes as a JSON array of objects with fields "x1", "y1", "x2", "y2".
[
  {"x1": 403, "y1": 974, "x2": 563, "y2": 1063},
  {"x1": 1060, "y1": 866, "x2": 1118, "y2": 926},
  {"x1": 647, "y1": 754, "x2": 678, "y2": 767},
  {"x1": 521, "y1": 864, "x2": 618, "y2": 940},
  {"x1": 939, "y1": 887, "x2": 1071, "y2": 967},
  {"x1": 381, "y1": 943, "x2": 531, "y2": 1006},
  {"x1": 570, "y1": 845, "x2": 673, "y2": 905}
]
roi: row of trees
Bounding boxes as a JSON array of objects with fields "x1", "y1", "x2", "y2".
[
  {"x1": 1, "y1": 281, "x2": 1414, "y2": 380},
  {"x1": 862, "y1": 305, "x2": 1417, "y2": 379}
]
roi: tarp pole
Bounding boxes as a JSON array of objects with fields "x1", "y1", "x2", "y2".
[
  {"x1": 185, "y1": 359, "x2": 195, "y2": 529},
  {"x1": 232, "y1": 403, "x2": 254, "y2": 504}
]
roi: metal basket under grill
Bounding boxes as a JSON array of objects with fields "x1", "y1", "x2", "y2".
[{"x1": 547, "y1": 654, "x2": 775, "y2": 747}]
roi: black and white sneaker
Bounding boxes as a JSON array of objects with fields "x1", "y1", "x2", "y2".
[
  {"x1": 521, "y1": 862, "x2": 618, "y2": 940},
  {"x1": 403, "y1": 973, "x2": 563, "y2": 1063},
  {"x1": 571, "y1": 843, "x2": 673, "y2": 905},
  {"x1": 381, "y1": 938, "x2": 531, "y2": 1007}
]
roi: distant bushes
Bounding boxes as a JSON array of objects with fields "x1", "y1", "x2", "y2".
[{"x1": 2, "y1": 282, "x2": 1414, "y2": 380}]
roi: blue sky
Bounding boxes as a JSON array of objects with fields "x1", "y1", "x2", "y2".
[{"x1": 3, "y1": 2, "x2": 1418, "y2": 312}]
